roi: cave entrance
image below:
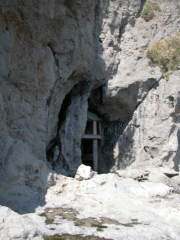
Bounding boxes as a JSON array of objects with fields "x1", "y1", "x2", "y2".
[{"x1": 81, "y1": 111, "x2": 102, "y2": 171}]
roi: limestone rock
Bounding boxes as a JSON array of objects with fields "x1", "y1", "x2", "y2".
[
  {"x1": 0, "y1": 0, "x2": 179, "y2": 188},
  {"x1": 0, "y1": 2, "x2": 180, "y2": 236},
  {"x1": 0, "y1": 174, "x2": 180, "y2": 240},
  {"x1": 90, "y1": 0, "x2": 179, "y2": 122},
  {"x1": 116, "y1": 168, "x2": 179, "y2": 186},
  {"x1": 116, "y1": 169, "x2": 148, "y2": 180},
  {"x1": 0, "y1": 206, "x2": 44, "y2": 240},
  {"x1": 158, "y1": 168, "x2": 179, "y2": 178},
  {"x1": 0, "y1": 0, "x2": 100, "y2": 182},
  {"x1": 147, "y1": 169, "x2": 170, "y2": 186},
  {"x1": 0, "y1": 0, "x2": 180, "y2": 239},
  {"x1": 75, "y1": 164, "x2": 96, "y2": 181},
  {"x1": 100, "y1": 73, "x2": 180, "y2": 173},
  {"x1": 146, "y1": 168, "x2": 179, "y2": 186},
  {"x1": 170, "y1": 175, "x2": 180, "y2": 187}
]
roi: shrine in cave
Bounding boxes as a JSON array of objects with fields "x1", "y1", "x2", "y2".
[{"x1": 81, "y1": 111, "x2": 102, "y2": 171}]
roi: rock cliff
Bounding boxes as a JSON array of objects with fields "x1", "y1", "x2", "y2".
[
  {"x1": 0, "y1": 0, "x2": 180, "y2": 188},
  {"x1": 1, "y1": 1, "x2": 180, "y2": 239}
]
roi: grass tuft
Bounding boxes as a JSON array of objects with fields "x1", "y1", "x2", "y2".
[
  {"x1": 146, "y1": 32, "x2": 180, "y2": 80},
  {"x1": 141, "y1": 0, "x2": 161, "y2": 21}
]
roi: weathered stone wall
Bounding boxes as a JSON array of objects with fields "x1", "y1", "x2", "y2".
[
  {"x1": 94, "y1": 0, "x2": 180, "y2": 173},
  {"x1": 0, "y1": 0, "x2": 180, "y2": 188},
  {"x1": 0, "y1": 0, "x2": 100, "y2": 185},
  {"x1": 101, "y1": 74, "x2": 180, "y2": 173}
]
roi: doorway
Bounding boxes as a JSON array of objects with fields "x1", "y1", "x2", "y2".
[{"x1": 81, "y1": 112, "x2": 102, "y2": 171}]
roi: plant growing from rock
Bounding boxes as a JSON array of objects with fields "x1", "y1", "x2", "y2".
[
  {"x1": 141, "y1": 0, "x2": 161, "y2": 21},
  {"x1": 146, "y1": 32, "x2": 180, "y2": 80}
]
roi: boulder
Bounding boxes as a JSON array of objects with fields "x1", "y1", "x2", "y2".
[
  {"x1": 0, "y1": 205, "x2": 44, "y2": 239},
  {"x1": 148, "y1": 170, "x2": 170, "y2": 185},
  {"x1": 147, "y1": 167, "x2": 179, "y2": 186},
  {"x1": 116, "y1": 167, "x2": 180, "y2": 186},
  {"x1": 75, "y1": 164, "x2": 96, "y2": 181},
  {"x1": 116, "y1": 169, "x2": 148, "y2": 180}
]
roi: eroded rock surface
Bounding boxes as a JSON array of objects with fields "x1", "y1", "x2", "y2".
[
  {"x1": 1, "y1": 173, "x2": 180, "y2": 240},
  {"x1": 105, "y1": 74, "x2": 180, "y2": 173},
  {"x1": 0, "y1": 0, "x2": 180, "y2": 239},
  {"x1": 0, "y1": 0, "x2": 180, "y2": 184}
]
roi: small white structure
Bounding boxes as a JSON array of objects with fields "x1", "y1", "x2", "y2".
[{"x1": 81, "y1": 111, "x2": 102, "y2": 172}]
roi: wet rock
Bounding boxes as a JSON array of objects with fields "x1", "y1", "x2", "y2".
[{"x1": 1, "y1": 173, "x2": 180, "y2": 240}]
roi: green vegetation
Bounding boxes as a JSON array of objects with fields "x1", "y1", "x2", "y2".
[
  {"x1": 141, "y1": 0, "x2": 161, "y2": 21},
  {"x1": 146, "y1": 33, "x2": 180, "y2": 80}
]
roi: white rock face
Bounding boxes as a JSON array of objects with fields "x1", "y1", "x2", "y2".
[
  {"x1": 1, "y1": 174, "x2": 180, "y2": 240},
  {"x1": 93, "y1": 0, "x2": 180, "y2": 122},
  {"x1": 0, "y1": 205, "x2": 46, "y2": 240}
]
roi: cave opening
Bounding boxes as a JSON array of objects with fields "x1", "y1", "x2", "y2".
[{"x1": 46, "y1": 82, "x2": 106, "y2": 176}]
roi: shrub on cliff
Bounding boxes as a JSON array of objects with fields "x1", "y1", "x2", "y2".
[
  {"x1": 141, "y1": 0, "x2": 161, "y2": 21},
  {"x1": 146, "y1": 33, "x2": 180, "y2": 80}
]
